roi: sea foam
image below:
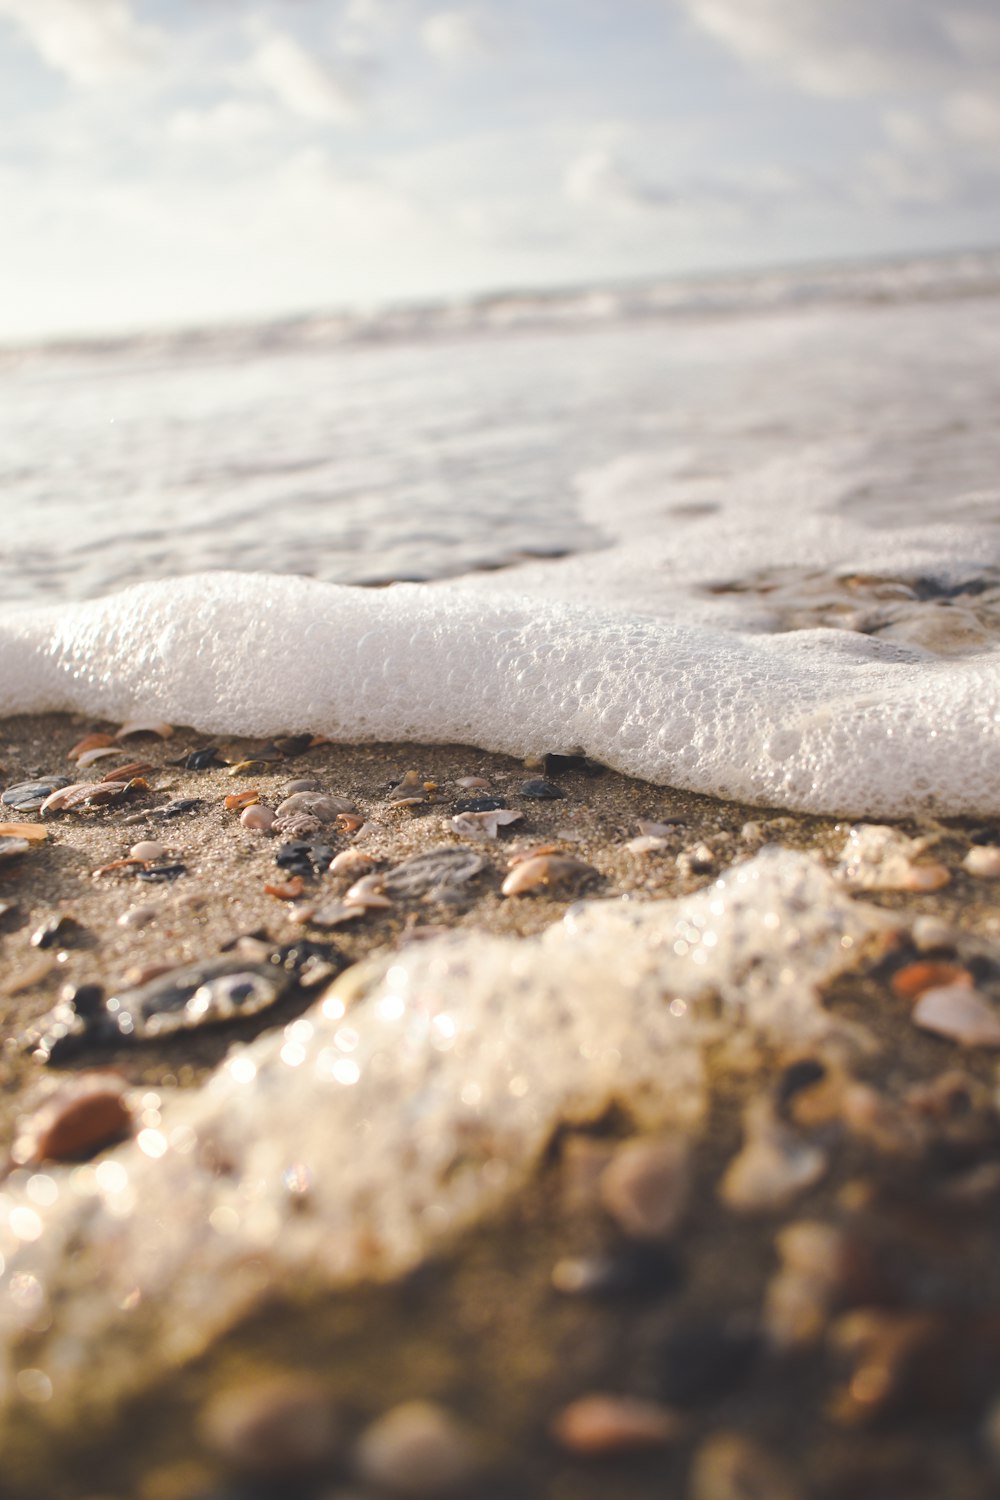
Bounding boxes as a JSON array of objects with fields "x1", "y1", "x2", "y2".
[{"x1": 1, "y1": 552, "x2": 1000, "y2": 817}]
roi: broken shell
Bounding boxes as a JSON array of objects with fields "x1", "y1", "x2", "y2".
[
  {"x1": 298, "y1": 901, "x2": 367, "y2": 928},
  {"x1": 273, "y1": 812, "x2": 324, "y2": 839},
  {"x1": 0, "y1": 824, "x2": 48, "y2": 841},
  {"x1": 638, "y1": 819, "x2": 680, "y2": 838},
  {"x1": 67, "y1": 732, "x2": 115, "y2": 760},
  {"x1": 275, "y1": 793, "x2": 355, "y2": 823},
  {"x1": 76, "y1": 746, "x2": 125, "y2": 768},
  {"x1": 100, "y1": 760, "x2": 154, "y2": 783},
  {"x1": 225, "y1": 790, "x2": 261, "y2": 812},
  {"x1": 0, "y1": 836, "x2": 31, "y2": 863},
  {"x1": 336, "y1": 811, "x2": 365, "y2": 834},
  {"x1": 551, "y1": 1394, "x2": 682, "y2": 1455},
  {"x1": 344, "y1": 874, "x2": 393, "y2": 909},
  {"x1": 912, "y1": 984, "x2": 1000, "y2": 1047},
  {"x1": 501, "y1": 854, "x2": 596, "y2": 897},
  {"x1": 455, "y1": 776, "x2": 490, "y2": 789},
  {"x1": 836, "y1": 825, "x2": 949, "y2": 892},
  {"x1": 890, "y1": 961, "x2": 972, "y2": 1000},
  {"x1": 264, "y1": 877, "x2": 306, "y2": 901},
  {"x1": 115, "y1": 719, "x2": 173, "y2": 740},
  {"x1": 963, "y1": 846, "x2": 1000, "y2": 879},
  {"x1": 450, "y1": 810, "x2": 523, "y2": 839}
]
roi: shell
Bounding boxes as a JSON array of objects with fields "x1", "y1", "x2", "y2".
[
  {"x1": 450, "y1": 810, "x2": 523, "y2": 839},
  {"x1": 1, "y1": 777, "x2": 72, "y2": 812},
  {"x1": 381, "y1": 848, "x2": 486, "y2": 902},
  {"x1": 115, "y1": 719, "x2": 174, "y2": 740},
  {"x1": 501, "y1": 854, "x2": 596, "y2": 897}
]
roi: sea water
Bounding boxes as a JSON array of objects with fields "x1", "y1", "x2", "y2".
[{"x1": 2, "y1": 249, "x2": 1000, "y2": 815}]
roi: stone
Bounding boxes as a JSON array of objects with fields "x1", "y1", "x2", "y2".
[
  {"x1": 353, "y1": 1400, "x2": 479, "y2": 1496},
  {"x1": 551, "y1": 1394, "x2": 682, "y2": 1454},
  {"x1": 599, "y1": 1135, "x2": 691, "y2": 1241},
  {"x1": 16, "y1": 1074, "x2": 132, "y2": 1164},
  {"x1": 912, "y1": 984, "x2": 1000, "y2": 1046},
  {"x1": 199, "y1": 1376, "x2": 342, "y2": 1479},
  {"x1": 689, "y1": 1431, "x2": 801, "y2": 1500}
]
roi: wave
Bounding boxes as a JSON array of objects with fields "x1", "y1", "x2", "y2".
[{"x1": 2, "y1": 565, "x2": 1000, "y2": 818}]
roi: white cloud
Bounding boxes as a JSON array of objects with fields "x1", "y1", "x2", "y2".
[
  {"x1": 944, "y1": 92, "x2": 1000, "y2": 146},
  {"x1": 248, "y1": 27, "x2": 365, "y2": 124},
  {"x1": 421, "y1": 9, "x2": 495, "y2": 66},
  {"x1": 565, "y1": 149, "x2": 674, "y2": 211},
  {"x1": 673, "y1": 0, "x2": 999, "y2": 99},
  {"x1": 0, "y1": 0, "x2": 159, "y2": 86},
  {"x1": 167, "y1": 100, "x2": 278, "y2": 147}
]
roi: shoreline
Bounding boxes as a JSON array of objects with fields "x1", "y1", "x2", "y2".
[{"x1": 3, "y1": 711, "x2": 1000, "y2": 1498}]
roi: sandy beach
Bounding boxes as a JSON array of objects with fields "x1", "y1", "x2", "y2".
[{"x1": 3, "y1": 712, "x2": 1000, "y2": 1499}]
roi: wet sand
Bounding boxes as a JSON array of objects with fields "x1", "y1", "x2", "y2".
[{"x1": 3, "y1": 713, "x2": 1000, "y2": 1499}]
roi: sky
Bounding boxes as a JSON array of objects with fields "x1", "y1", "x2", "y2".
[{"x1": 0, "y1": 0, "x2": 998, "y2": 341}]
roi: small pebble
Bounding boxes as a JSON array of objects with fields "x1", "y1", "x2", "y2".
[
  {"x1": 455, "y1": 776, "x2": 489, "y2": 789},
  {"x1": 551, "y1": 1394, "x2": 682, "y2": 1455},
  {"x1": 130, "y1": 840, "x2": 167, "y2": 862},
  {"x1": 452, "y1": 796, "x2": 506, "y2": 814},
  {"x1": 912, "y1": 984, "x2": 1000, "y2": 1046},
  {"x1": 281, "y1": 777, "x2": 323, "y2": 795},
  {"x1": 600, "y1": 1135, "x2": 691, "y2": 1241},
  {"x1": 241, "y1": 805, "x2": 275, "y2": 833},
  {"x1": 354, "y1": 1400, "x2": 479, "y2": 1497},
  {"x1": 199, "y1": 1376, "x2": 342, "y2": 1480},
  {"x1": 0, "y1": 836, "x2": 31, "y2": 862},
  {"x1": 689, "y1": 1431, "x2": 800, "y2": 1500},
  {"x1": 118, "y1": 906, "x2": 157, "y2": 929},
  {"x1": 552, "y1": 1242, "x2": 679, "y2": 1298},
  {"x1": 519, "y1": 778, "x2": 565, "y2": 800},
  {"x1": 677, "y1": 842, "x2": 715, "y2": 876},
  {"x1": 638, "y1": 819, "x2": 680, "y2": 838},
  {"x1": 911, "y1": 914, "x2": 956, "y2": 952},
  {"x1": 720, "y1": 1100, "x2": 827, "y2": 1212},
  {"x1": 276, "y1": 793, "x2": 354, "y2": 823},
  {"x1": 964, "y1": 846, "x2": 1000, "y2": 879},
  {"x1": 625, "y1": 835, "x2": 669, "y2": 854},
  {"x1": 16, "y1": 1073, "x2": 131, "y2": 1163}
]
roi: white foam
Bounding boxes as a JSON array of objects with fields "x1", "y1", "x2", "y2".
[
  {"x1": 2, "y1": 554, "x2": 1000, "y2": 815},
  {"x1": 0, "y1": 850, "x2": 880, "y2": 1428}
]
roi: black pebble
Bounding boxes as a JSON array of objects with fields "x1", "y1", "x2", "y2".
[
  {"x1": 181, "y1": 747, "x2": 222, "y2": 771},
  {"x1": 64, "y1": 982, "x2": 105, "y2": 1018},
  {"x1": 453, "y1": 796, "x2": 507, "y2": 813},
  {"x1": 136, "y1": 863, "x2": 188, "y2": 883},
  {"x1": 775, "y1": 1057, "x2": 826, "y2": 1109},
  {"x1": 555, "y1": 1242, "x2": 680, "y2": 1299},
  {"x1": 655, "y1": 1316, "x2": 760, "y2": 1406},
  {"x1": 153, "y1": 797, "x2": 204, "y2": 820},
  {"x1": 519, "y1": 779, "x2": 566, "y2": 800},
  {"x1": 544, "y1": 754, "x2": 605, "y2": 778},
  {"x1": 31, "y1": 915, "x2": 84, "y2": 949},
  {"x1": 276, "y1": 841, "x2": 334, "y2": 877}
]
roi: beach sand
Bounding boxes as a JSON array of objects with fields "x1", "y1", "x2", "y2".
[{"x1": 3, "y1": 712, "x2": 1000, "y2": 1499}]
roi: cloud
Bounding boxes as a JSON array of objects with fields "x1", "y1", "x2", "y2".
[
  {"x1": 167, "y1": 100, "x2": 279, "y2": 147},
  {"x1": 420, "y1": 9, "x2": 496, "y2": 66},
  {"x1": 0, "y1": 0, "x2": 159, "y2": 86},
  {"x1": 247, "y1": 26, "x2": 365, "y2": 124},
  {"x1": 673, "y1": 0, "x2": 1000, "y2": 99},
  {"x1": 565, "y1": 150, "x2": 676, "y2": 211}
]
